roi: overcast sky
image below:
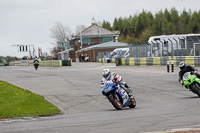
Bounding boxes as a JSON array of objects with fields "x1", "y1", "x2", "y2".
[{"x1": 0, "y1": 0, "x2": 199, "y2": 58}]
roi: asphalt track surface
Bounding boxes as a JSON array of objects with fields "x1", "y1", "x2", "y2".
[{"x1": 0, "y1": 63, "x2": 200, "y2": 133}]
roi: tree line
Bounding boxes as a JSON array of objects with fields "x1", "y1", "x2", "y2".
[
  {"x1": 0, "y1": 56, "x2": 19, "y2": 63},
  {"x1": 102, "y1": 8, "x2": 200, "y2": 43}
]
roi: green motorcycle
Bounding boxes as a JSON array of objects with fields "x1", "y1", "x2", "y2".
[{"x1": 183, "y1": 72, "x2": 200, "y2": 97}]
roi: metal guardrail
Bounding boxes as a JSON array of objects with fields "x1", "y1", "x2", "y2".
[
  {"x1": 114, "y1": 56, "x2": 200, "y2": 66},
  {"x1": 11, "y1": 60, "x2": 72, "y2": 67},
  {"x1": 98, "y1": 56, "x2": 200, "y2": 67}
]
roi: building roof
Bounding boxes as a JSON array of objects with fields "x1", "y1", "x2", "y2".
[
  {"x1": 57, "y1": 48, "x2": 74, "y2": 54},
  {"x1": 74, "y1": 24, "x2": 120, "y2": 38},
  {"x1": 76, "y1": 41, "x2": 129, "y2": 53}
]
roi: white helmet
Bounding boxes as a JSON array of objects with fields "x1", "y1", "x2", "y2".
[
  {"x1": 102, "y1": 68, "x2": 111, "y2": 80},
  {"x1": 179, "y1": 61, "x2": 186, "y2": 70}
]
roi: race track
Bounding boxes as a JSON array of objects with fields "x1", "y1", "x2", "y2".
[{"x1": 0, "y1": 63, "x2": 200, "y2": 133}]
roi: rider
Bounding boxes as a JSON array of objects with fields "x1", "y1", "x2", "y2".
[
  {"x1": 101, "y1": 68, "x2": 134, "y2": 100},
  {"x1": 178, "y1": 61, "x2": 200, "y2": 84},
  {"x1": 33, "y1": 56, "x2": 39, "y2": 64}
]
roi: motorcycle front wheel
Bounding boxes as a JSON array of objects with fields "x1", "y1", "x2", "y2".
[
  {"x1": 108, "y1": 93, "x2": 122, "y2": 110},
  {"x1": 129, "y1": 96, "x2": 136, "y2": 108},
  {"x1": 34, "y1": 65, "x2": 38, "y2": 70}
]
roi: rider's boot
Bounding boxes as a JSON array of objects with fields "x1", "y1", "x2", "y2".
[
  {"x1": 127, "y1": 89, "x2": 134, "y2": 100},
  {"x1": 124, "y1": 83, "x2": 134, "y2": 100}
]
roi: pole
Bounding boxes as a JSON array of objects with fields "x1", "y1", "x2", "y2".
[
  {"x1": 158, "y1": 40, "x2": 164, "y2": 57},
  {"x1": 151, "y1": 41, "x2": 155, "y2": 57},
  {"x1": 155, "y1": 40, "x2": 161, "y2": 57},
  {"x1": 194, "y1": 36, "x2": 200, "y2": 56},
  {"x1": 171, "y1": 56, "x2": 174, "y2": 72},
  {"x1": 188, "y1": 36, "x2": 194, "y2": 56},
  {"x1": 163, "y1": 39, "x2": 169, "y2": 56},
  {"x1": 168, "y1": 39, "x2": 174, "y2": 72},
  {"x1": 147, "y1": 42, "x2": 152, "y2": 57},
  {"x1": 167, "y1": 57, "x2": 169, "y2": 73},
  {"x1": 80, "y1": 31, "x2": 82, "y2": 49},
  {"x1": 173, "y1": 38, "x2": 178, "y2": 54}
]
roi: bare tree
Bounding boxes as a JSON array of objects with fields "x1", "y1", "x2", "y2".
[
  {"x1": 75, "y1": 25, "x2": 86, "y2": 35},
  {"x1": 50, "y1": 22, "x2": 72, "y2": 41}
]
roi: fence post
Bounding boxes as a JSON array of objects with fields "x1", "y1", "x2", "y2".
[{"x1": 171, "y1": 56, "x2": 174, "y2": 72}]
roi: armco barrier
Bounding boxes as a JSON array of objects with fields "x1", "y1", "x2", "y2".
[
  {"x1": 153, "y1": 57, "x2": 161, "y2": 66},
  {"x1": 98, "y1": 58, "x2": 116, "y2": 63},
  {"x1": 134, "y1": 58, "x2": 140, "y2": 65},
  {"x1": 147, "y1": 58, "x2": 153, "y2": 66},
  {"x1": 39, "y1": 60, "x2": 63, "y2": 67},
  {"x1": 185, "y1": 56, "x2": 195, "y2": 66},
  {"x1": 121, "y1": 58, "x2": 125, "y2": 66},
  {"x1": 129, "y1": 58, "x2": 135, "y2": 66},
  {"x1": 9, "y1": 62, "x2": 15, "y2": 66},
  {"x1": 116, "y1": 58, "x2": 121, "y2": 66},
  {"x1": 11, "y1": 60, "x2": 72, "y2": 67},
  {"x1": 115, "y1": 56, "x2": 200, "y2": 66},
  {"x1": 112, "y1": 58, "x2": 116, "y2": 63},
  {"x1": 39, "y1": 60, "x2": 72, "y2": 67},
  {"x1": 140, "y1": 58, "x2": 147, "y2": 66}
]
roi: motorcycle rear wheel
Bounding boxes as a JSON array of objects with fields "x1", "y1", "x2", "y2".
[
  {"x1": 108, "y1": 93, "x2": 122, "y2": 110},
  {"x1": 190, "y1": 82, "x2": 200, "y2": 97}
]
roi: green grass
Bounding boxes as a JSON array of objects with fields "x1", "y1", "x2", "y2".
[
  {"x1": 0, "y1": 63, "x2": 6, "y2": 66},
  {"x1": 0, "y1": 81, "x2": 62, "y2": 119}
]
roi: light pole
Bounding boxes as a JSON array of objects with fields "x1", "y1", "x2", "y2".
[{"x1": 80, "y1": 31, "x2": 82, "y2": 49}]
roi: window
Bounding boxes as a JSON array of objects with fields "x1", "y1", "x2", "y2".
[
  {"x1": 100, "y1": 38, "x2": 104, "y2": 43},
  {"x1": 82, "y1": 38, "x2": 94, "y2": 44},
  {"x1": 100, "y1": 37, "x2": 113, "y2": 43},
  {"x1": 82, "y1": 38, "x2": 90, "y2": 44},
  {"x1": 180, "y1": 39, "x2": 185, "y2": 48},
  {"x1": 104, "y1": 37, "x2": 113, "y2": 42},
  {"x1": 154, "y1": 38, "x2": 160, "y2": 41},
  {"x1": 164, "y1": 41, "x2": 168, "y2": 47},
  {"x1": 90, "y1": 38, "x2": 94, "y2": 44}
]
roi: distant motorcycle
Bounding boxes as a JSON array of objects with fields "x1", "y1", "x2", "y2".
[
  {"x1": 102, "y1": 81, "x2": 136, "y2": 110},
  {"x1": 182, "y1": 72, "x2": 200, "y2": 97},
  {"x1": 33, "y1": 60, "x2": 39, "y2": 70}
]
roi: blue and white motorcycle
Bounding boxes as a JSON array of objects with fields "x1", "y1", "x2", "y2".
[{"x1": 102, "y1": 81, "x2": 136, "y2": 110}]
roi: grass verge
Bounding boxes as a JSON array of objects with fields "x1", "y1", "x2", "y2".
[
  {"x1": 0, "y1": 80, "x2": 62, "y2": 119},
  {"x1": 0, "y1": 63, "x2": 6, "y2": 66}
]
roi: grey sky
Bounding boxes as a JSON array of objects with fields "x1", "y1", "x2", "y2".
[{"x1": 0, "y1": 0, "x2": 199, "y2": 58}]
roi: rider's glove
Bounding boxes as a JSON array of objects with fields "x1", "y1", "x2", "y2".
[
  {"x1": 180, "y1": 80, "x2": 184, "y2": 86},
  {"x1": 192, "y1": 71, "x2": 197, "y2": 75},
  {"x1": 194, "y1": 71, "x2": 198, "y2": 75},
  {"x1": 115, "y1": 81, "x2": 120, "y2": 86}
]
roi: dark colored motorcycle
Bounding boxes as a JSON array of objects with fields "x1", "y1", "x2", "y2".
[{"x1": 34, "y1": 61, "x2": 39, "y2": 70}]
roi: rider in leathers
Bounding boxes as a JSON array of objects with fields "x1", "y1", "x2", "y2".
[
  {"x1": 101, "y1": 68, "x2": 134, "y2": 100},
  {"x1": 33, "y1": 56, "x2": 39, "y2": 64},
  {"x1": 178, "y1": 61, "x2": 200, "y2": 85}
]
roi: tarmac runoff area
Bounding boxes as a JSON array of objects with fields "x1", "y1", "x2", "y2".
[
  {"x1": 1, "y1": 63, "x2": 200, "y2": 133},
  {"x1": 78, "y1": 63, "x2": 200, "y2": 133}
]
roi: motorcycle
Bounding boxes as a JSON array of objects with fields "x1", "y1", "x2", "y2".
[
  {"x1": 102, "y1": 81, "x2": 136, "y2": 110},
  {"x1": 182, "y1": 72, "x2": 200, "y2": 97},
  {"x1": 34, "y1": 61, "x2": 39, "y2": 70}
]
